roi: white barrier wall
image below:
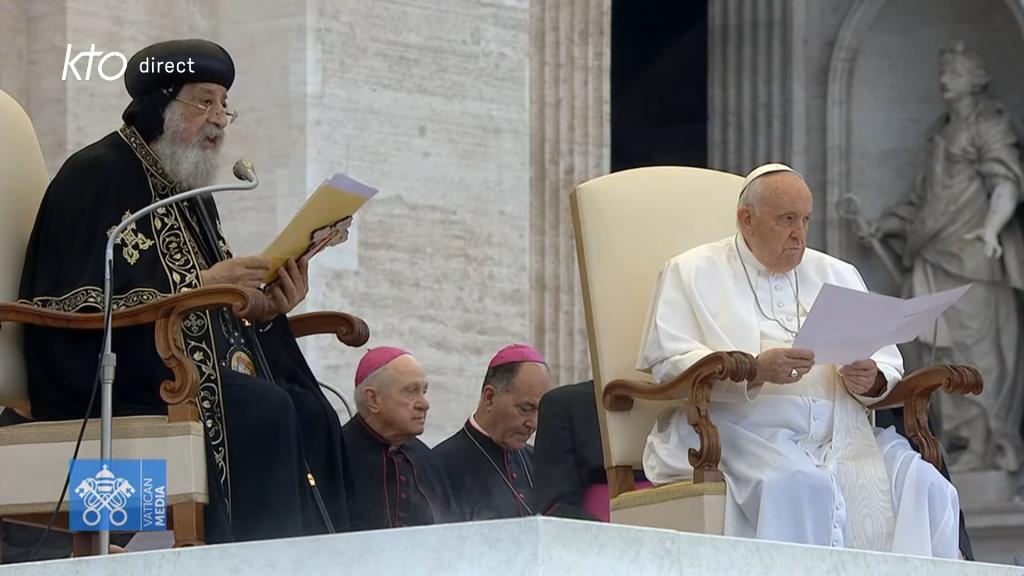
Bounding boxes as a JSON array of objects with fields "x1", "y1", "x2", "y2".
[{"x1": 1, "y1": 518, "x2": 1020, "y2": 576}]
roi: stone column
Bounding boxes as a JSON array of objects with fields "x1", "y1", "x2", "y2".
[
  {"x1": 529, "y1": 0, "x2": 611, "y2": 386},
  {"x1": 708, "y1": 0, "x2": 806, "y2": 174}
]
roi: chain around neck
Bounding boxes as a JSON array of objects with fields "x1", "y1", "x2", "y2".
[
  {"x1": 463, "y1": 424, "x2": 535, "y2": 514},
  {"x1": 734, "y1": 234, "x2": 803, "y2": 337}
]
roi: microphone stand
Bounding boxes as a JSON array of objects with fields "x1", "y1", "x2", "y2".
[{"x1": 97, "y1": 169, "x2": 258, "y2": 555}]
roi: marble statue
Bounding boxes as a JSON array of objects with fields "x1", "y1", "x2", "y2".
[{"x1": 862, "y1": 40, "x2": 1024, "y2": 473}]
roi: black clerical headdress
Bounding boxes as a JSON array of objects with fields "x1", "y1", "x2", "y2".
[{"x1": 121, "y1": 39, "x2": 235, "y2": 142}]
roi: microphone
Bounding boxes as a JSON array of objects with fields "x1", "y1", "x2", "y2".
[
  {"x1": 233, "y1": 159, "x2": 256, "y2": 183},
  {"x1": 95, "y1": 160, "x2": 258, "y2": 555}
]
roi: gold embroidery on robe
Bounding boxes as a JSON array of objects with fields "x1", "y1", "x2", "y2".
[
  {"x1": 18, "y1": 286, "x2": 168, "y2": 313},
  {"x1": 118, "y1": 124, "x2": 234, "y2": 512},
  {"x1": 107, "y1": 210, "x2": 154, "y2": 265}
]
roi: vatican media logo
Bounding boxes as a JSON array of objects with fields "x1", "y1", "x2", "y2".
[
  {"x1": 62, "y1": 43, "x2": 196, "y2": 81},
  {"x1": 70, "y1": 459, "x2": 167, "y2": 531}
]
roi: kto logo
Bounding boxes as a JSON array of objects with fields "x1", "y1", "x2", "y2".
[
  {"x1": 70, "y1": 459, "x2": 167, "y2": 531},
  {"x1": 62, "y1": 44, "x2": 196, "y2": 81},
  {"x1": 62, "y1": 44, "x2": 127, "y2": 81}
]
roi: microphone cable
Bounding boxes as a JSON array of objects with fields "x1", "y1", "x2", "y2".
[{"x1": 28, "y1": 313, "x2": 110, "y2": 560}]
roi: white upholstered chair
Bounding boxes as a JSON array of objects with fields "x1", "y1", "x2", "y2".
[
  {"x1": 570, "y1": 166, "x2": 982, "y2": 535},
  {"x1": 571, "y1": 167, "x2": 740, "y2": 533},
  {"x1": 0, "y1": 89, "x2": 367, "y2": 557}
]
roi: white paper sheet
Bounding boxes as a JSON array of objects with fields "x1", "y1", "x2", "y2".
[{"x1": 792, "y1": 283, "x2": 971, "y2": 365}]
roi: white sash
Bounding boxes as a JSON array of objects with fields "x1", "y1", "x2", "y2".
[{"x1": 761, "y1": 340, "x2": 896, "y2": 551}]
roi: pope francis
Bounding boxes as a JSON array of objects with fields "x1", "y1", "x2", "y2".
[{"x1": 638, "y1": 163, "x2": 961, "y2": 558}]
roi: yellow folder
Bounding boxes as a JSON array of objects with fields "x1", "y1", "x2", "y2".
[{"x1": 261, "y1": 173, "x2": 377, "y2": 283}]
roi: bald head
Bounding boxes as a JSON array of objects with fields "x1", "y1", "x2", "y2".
[{"x1": 736, "y1": 171, "x2": 813, "y2": 273}]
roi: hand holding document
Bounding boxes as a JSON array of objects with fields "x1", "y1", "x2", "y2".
[
  {"x1": 792, "y1": 283, "x2": 971, "y2": 365},
  {"x1": 261, "y1": 173, "x2": 378, "y2": 283}
]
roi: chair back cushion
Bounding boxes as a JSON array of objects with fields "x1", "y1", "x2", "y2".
[
  {"x1": 571, "y1": 166, "x2": 743, "y2": 468},
  {"x1": 0, "y1": 89, "x2": 49, "y2": 410}
]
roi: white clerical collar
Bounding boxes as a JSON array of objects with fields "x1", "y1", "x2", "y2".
[
  {"x1": 735, "y1": 234, "x2": 770, "y2": 275},
  {"x1": 469, "y1": 414, "x2": 493, "y2": 440}
]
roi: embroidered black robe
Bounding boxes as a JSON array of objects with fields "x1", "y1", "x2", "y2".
[
  {"x1": 18, "y1": 126, "x2": 349, "y2": 541},
  {"x1": 341, "y1": 414, "x2": 452, "y2": 530},
  {"x1": 432, "y1": 420, "x2": 535, "y2": 521}
]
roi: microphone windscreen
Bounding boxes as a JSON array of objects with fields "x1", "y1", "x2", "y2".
[{"x1": 233, "y1": 159, "x2": 256, "y2": 182}]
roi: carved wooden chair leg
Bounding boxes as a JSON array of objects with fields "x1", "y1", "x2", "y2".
[
  {"x1": 72, "y1": 531, "x2": 98, "y2": 557},
  {"x1": 172, "y1": 502, "x2": 205, "y2": 547},
  {"x1": 607, "y1": 465, "x2": 637, "y2": 499}
]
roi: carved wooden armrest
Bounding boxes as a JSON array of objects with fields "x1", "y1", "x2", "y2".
[
  {"x1": 869, "y1": 364, "x2": 982, "y2": 468},
  {"x1": 0, "y1": 285, "x2": 252, "y2": 421},
  {"x1": 603, "y1": 351, "x2": 757, "y2": 484},
  {"x1": 288, "y1": 311, "x2": 370, "y2": 347}
]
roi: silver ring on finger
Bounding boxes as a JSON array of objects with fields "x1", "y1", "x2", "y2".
[{"x1": 789, "y1": 368, "x2": 799, "y2": 379}]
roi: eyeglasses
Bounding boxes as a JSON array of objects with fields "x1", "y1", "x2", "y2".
[{"x1": 175, "y1": 96, "x2": 238, "y2": 124}]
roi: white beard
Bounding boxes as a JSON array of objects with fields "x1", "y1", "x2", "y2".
[{"x1": 149, "y1": 102, "x2": 224, "y2": 190}]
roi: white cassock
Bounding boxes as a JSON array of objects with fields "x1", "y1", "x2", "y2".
[{"x1": 639, "y1": 235, "x2": 961, "y2": 558}]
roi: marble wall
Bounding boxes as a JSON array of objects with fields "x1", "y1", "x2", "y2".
[
  {"x1": 300, "y1": 0, "x2": 533, "y2": 446},
  {"x1": 0, "y1": 0, "x2": 609, "y2": 446}
]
